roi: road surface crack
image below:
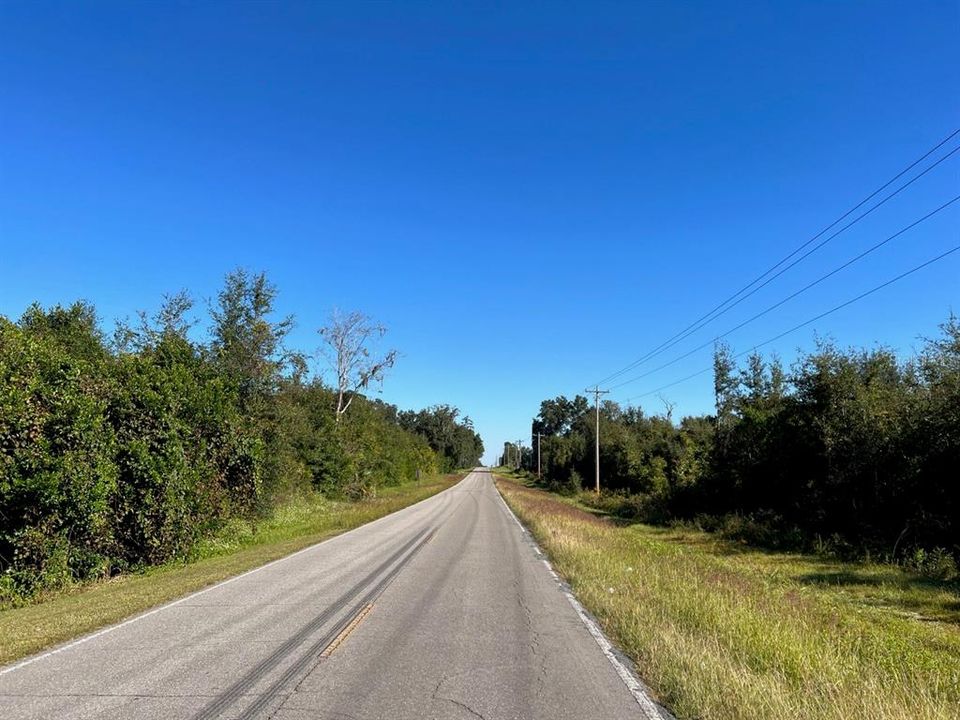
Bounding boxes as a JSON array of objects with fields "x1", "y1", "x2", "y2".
[
  {"x1": 514, "y1": 575, "x2": 548, "y2": 699},
  {"x1": 432, "y1": 677, "x2": 488, "y2": 720}
]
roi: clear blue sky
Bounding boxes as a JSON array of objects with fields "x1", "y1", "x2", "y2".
[{"x1": 1, "y1": 1, "x2": 957, "y2": 465}]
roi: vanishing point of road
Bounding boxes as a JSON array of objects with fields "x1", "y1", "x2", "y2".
[{"x1": 0, "y1": 470, "x2": 670, "y2": 719}]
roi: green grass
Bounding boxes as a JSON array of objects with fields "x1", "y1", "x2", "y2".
[
  {"x1": 0, "y1": 475, "x2": 461, "y2": 666},
  {"x1": 496, "y1": 477, "x2": 960, "y2": 720}
]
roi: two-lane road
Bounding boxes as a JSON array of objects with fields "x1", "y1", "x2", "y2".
[{"x1": 0, "y1": 470, "x2": 667, "y2": 719}]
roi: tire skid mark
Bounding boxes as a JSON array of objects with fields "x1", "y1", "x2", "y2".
[
  {"x1": 190, "y1": 526, "x2": 434, "y2": 720},
  {"x1": 196, "y1": 479, "x2": 466, "y2": 720},
  {"x1": 238, "y1": 528, "x2": 437, "y2": 720}
]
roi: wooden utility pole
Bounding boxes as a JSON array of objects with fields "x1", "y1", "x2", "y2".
[
  {"x1": 585, "y1": 387, "x2": 610, "y2": 494},
  {"x1": 537, "y1": 431, "x2": 541, "y2": 479}
]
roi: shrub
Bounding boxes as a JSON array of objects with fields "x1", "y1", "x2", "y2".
[{"x1": 907, "y1": 547, "x2": 958, "y2": 581}]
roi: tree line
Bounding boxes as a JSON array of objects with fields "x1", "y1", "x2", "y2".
[
  {"x1": 0, "y1": 269, "x2": 482, "y2": 602},
  {"x1": 527, "y1": 315, "x2": 960, "y2": 574}
]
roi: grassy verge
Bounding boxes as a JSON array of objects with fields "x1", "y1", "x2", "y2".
[
  {"x1": 496, "y1": 476, "x2": 960, "y2": 720},
  {"x1": 0, "y1": 474, "x2": 461, "y2": 666}
]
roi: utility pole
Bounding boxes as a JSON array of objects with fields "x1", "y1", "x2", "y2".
[
  {"x1": 585, "y1": 386, "x2": 610, "y2": 494},
  {"x1": 537, "y1": 431, "x2": 541, "y2": 479},
  {"x1": 516, "y1": 439, "x2": 523, "y2": 470}
]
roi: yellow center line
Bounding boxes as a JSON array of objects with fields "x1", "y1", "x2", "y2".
[{"x1": 320, "y1": 603, "x2": 374, "y2": 659}]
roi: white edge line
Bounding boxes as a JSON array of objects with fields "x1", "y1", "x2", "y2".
[
  {"x1": 0, "y1": 475, "x2": 467, "y2": 678},
  {"x1": 492, "y1": 477, "x2": 668, "y2": 720}
]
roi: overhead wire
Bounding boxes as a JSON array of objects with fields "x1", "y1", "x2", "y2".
[
  {"x1": 607, "y1": 193, "x2": 960, "y2": 390},
  {"x1": 620, "y1": 243, "x2": 960, "y2": 404},
  {"x1": 606, "y1": 144, "x2": 960, "y2": 379},
  {"x1": 594, "y1": 128, "x2": 960, "y2": 387}
]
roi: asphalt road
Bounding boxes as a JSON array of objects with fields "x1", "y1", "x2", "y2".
[{"x1": 0, "y1": 470, "x2": 668, "y2": 719}]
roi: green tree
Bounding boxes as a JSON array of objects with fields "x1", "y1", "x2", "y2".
[{"x1": 210, "y1": 269, "x2": 293, "y2": 413}]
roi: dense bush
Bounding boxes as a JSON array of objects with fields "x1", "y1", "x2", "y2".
[
  {"x1": 0, "y1": 271, "x2": 481, "y2": 602},
  {"x1": 1, "y1": 308, "x2": 119, "y2": 595},
  {"x1": 530, "y1": 314, "x2": 960, "y2": 564},
  {"x1": 108, "y1": 335, "x2": 257, "y2": 567}
]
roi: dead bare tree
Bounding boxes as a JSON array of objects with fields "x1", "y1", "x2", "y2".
[
  {"x1": 658, "y1": 393, "x2": 676, "y2": 423},
  {"x1": 318, "y1": 310, "x2": 398, "y2": 423}
]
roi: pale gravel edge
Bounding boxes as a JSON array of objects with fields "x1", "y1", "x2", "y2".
[
  {"x1": 493, "y1": 475, "x2": 675, "y2": 720},
  {"x1": 0, "y1": 478, "x2": 463, "y2": 677}
]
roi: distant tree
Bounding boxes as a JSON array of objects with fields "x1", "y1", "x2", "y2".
[
  {"x1": 210, "y1": 269, "x2": 293, "y2": 409},
  {"x1": 533, "y1": 395, "x2": 589, "y2": 436},
  {"x1": 769, "y1": 353, "x2": 787, "y2": 401},
  {"x1": 318, "y1": 310, "x2": 397, "y2": 423},
  {"x1": 397, "y1": 404, "x2": 483, "y2": 470},
  {"x1": 741, "y1": 351, "x2": 767, "y2": 402},
  {"x1": 114, "y1": 290, "x2": 196, "y2": 353},
  {"x1": 19, "y1": 301, "x2": 107, "y2": 362},
  {"x1": 658, "y1": 394, "x2": 676, "y2": 423},
  {"x1": 713, "y1": 341, "x2": 738, "y2": 434}
]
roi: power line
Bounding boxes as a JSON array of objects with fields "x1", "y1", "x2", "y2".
[
  {"x1": 600, "y1": 138, "x2": 960, "y2": 385},
  {"x1": 608, "y1": 193, "x2": 960, "y2": 390},
  {"x1": 608, "y1": 143, "x2": 960, "y2": 377},
  {"x1": 595, "y1": 128, "x2": 960, "y2": 386},
  {"x1": 621, "y1": 243, "x2": 960, "y2": 403}
]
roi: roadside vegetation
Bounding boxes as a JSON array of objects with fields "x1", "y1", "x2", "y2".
[
  {"x1": 511, "y1": 314, "x2": 960, "y2": 575},
  {"x1": 0, "y1": 269, "x2": 483, "y2": 610},
  {"x1": 0, "y1": 474, "x2": 460, "y2": 665},
  {"x1": 497, "y1": 476, "x2": 960, "y2": 720}
]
